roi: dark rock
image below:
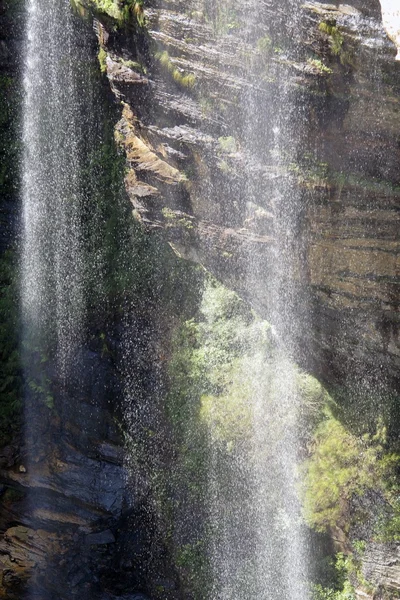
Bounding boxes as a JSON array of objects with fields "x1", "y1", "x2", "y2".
[
  {"x1": 101, "y1": 595, "x2": 150, "y2": 600},
  {"x1": 85, "y1": 530, "x2": 116, "y2": 545}
]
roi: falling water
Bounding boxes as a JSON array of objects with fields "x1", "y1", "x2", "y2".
[
  {"x1": 21, "y1": 0, "x2": 86, "y2": 373},
  {"x1": 19, "y1": 0, "x2": 112, "y2": 593},
  {"x1": 20, "y1": 0, "x2": 309, "y2": 596},
  {"x1": 199, "y1": 1, "x2": 309, "y2": 598}
]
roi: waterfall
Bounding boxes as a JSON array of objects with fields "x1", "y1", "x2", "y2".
[
  {"x1": 21, "y1": 0, "x2": 86, "y2": 373},
  {"x1": 19, "y1": 0, "x2": 313, "y2": 597},
  {"x1": 19, "y1": 1, "x2": 116, "y2": 593},
  {"x1": 202, "y1": 3, "x2": 309, "y2": 597}
]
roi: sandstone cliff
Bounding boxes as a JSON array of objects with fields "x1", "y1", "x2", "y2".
[{"x1": 0, "y1": 0, "x2": 399, "y2": 598}]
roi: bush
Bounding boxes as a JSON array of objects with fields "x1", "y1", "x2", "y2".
[{"x1": 302, "y1": 412, "x2": 399, "y2": 535}]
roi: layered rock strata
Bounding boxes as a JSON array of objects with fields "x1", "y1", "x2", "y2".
[{"x1": 92, "y1": 0, "x2": 399, "y2": 398}]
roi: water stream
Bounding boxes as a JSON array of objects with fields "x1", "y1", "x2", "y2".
[{"x1": 20, "y1": 0, "x2": 311, "y2": 597}]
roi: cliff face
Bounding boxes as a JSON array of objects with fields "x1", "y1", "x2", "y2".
[
  {"x1": 92, "y1": 0, "x2": 399, "y2": 398},
  {"x1": 87, "y1": 0, "x2": 400, "y2": 594},
  {"x1": 0, "y1": 0, "x2": 399, "y2": 598}
]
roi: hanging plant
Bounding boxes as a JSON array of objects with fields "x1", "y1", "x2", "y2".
[{"x1": 132, "y1": 0, "x2": 145, "y2": 27}]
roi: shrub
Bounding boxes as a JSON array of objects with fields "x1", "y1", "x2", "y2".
[{"x1": 302, "y1": 412, "x2": 399, "y2": 534}]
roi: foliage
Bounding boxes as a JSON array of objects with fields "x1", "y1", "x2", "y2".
[
  {"x1": 310, "y1": 553, "x2": 356, "y2": 600},
  {"x1": 161, "y1": 207, "x2": 194, "y2": 230},
  {"x1": 73, "y1": 0, "x2": 146, "y2": 27},
  {"x1": 217, "y1": 136, "x2": 238, "y2": 154},
  {"x1": 156, "y1": 50, "x2": 196, "y2": 89},
  {"x1": 319, "y1": 21, "x2": 344, "y2": 56},
  {"x1": 0, "y1": 3, "x2": 21, "y2": 446},
  {"x1": 119, "y1": 58, "x2": 147, "y2": 73},
  {"x1": 308, "y1": 58, "x2": 333, "y2": 75},
  {"x1": 257, "y1": 35, "x2": 272, "y2": 54},
  {"x1": 165, "y1": 279, "x2": 333, "y2": 597},
  {"x1": 302, "y1": 411, "x2": 400, "y2": 535},
  {"x1": 318, "y1": 20, "x2": 354, "y2": 67},
  {"x1": 0, "y1": 71, "x2": 19, "y2": 201},
  {"x1": 164, "y1": 281, "x2": 267, "y2": 597},
  {"x1": 26, "y1": 351, "x2": 54, "y2": 410},
  {"x1": 311, "y1": 583, "x2": 355, "y2": 600},
  {"x1": 206, "y1": 1, "x2": 241, "y2": 35},
  {"x1": 175, "y1": 540, "x2": 209, "y2": 596},
  {"x1": 98, "y1": 47, "x2": 107, "y2": 73}
]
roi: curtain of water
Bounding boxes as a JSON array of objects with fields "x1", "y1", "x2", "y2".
[
  {"x1": 201, "y1": 1, "x2": 309, "y2": 598},
  {"x1": 21, "y1": 0, "x2": 86, "y2": 379},
  {"x1": 20, "y1": 0, "x2": 310, "y2": 596}
]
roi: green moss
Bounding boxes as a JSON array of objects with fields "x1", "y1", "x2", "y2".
[
  {"x1": 70, "y1": 0, "x2": 90, "y2": 18},
  {"x1": 308, "y1": 58, "x2": 333, "y2": 75},
  {"x1": 72, "y1": 0, "x2": 145, "y2": 27},
  {"x1": 319, "y1": 21, "x2": 344, "y2": 56},
  {"x1": 175, "y1": 541, "x2": 209, "y2": 595},
  {"x1": 256, "y1": 34, "x2": 272, "y2": 54},
  {"x1": 217, "y1": 136, "x2": 238, "y2": 154},
  {"x1": 162, "y1": 207, "x2": 194, "y2": 231},
  {"x1": 156, "y1": 50, "x2": 196, "y2": 89},
  {"x1": 209, "y1": 2, "x2": 241, "y2": 35},
  {"x1": 318, "y1": 20, "x2": 354, "y2": 67},
  {"x1": 119, "y1": 58, "x2": 147, "y2": 73},
  {"x1": 98, "y1": 47, "x2": 107, "y2": 73}
]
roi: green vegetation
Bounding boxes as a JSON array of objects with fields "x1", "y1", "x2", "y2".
[
  {"x1": 163, "y1": 279, "x2": 331, "y2": 597},
  {"x1": 72, "y1": 0, "x2": 145, "y2": 27},
  {"x1": 302, "y1": 401, "x2": 400, "y2": 594},
  {"x1": 288, "y1": 153, "x2": 400, "y2": 196},
  {"x1": 308, "y1": 58, "x2": 333, "y2": 75},
  {"x1": 303, "y1": 410, "x2": 400, "y2": 535},
  {"x1": 288, "y1": 155, "x2": 330, "y2": 187},
  {"x1": 163, "y1": 281, "x2": 266, "y2": 597},
  {"x1": 25, "y1": 348, "x2": 54, "y2": 410},
  {"x1": 311, "y1": 552, "x2": 357, "y2": 599},
  {"x1": 302, "y1": 413, "x2": 389, "y2": 533},
  {"x1": 257, "y1": 34, "x2": 272, "y2": 55},
  {"x1": 119, "y1": 58, "x2": 147, "y2": 73},
  {"x1": 318, "y1": 20, "x2": 353, "y2": 67},
  {"x1": 0, "y1": 28, "x2": 21, "y2": 445},
  {"x1": 156, "y1": 50, "x2": 196, "y2": 89},
  {"x1": 161, "y1": 207, "x2": 194, "y2": 231},
  {"x1": 319, "y1": 21, "x2": 344, "y2": 57},
  {"x1": 98, "y1": 47, "x2": 107, "y2": 73},
  {"x1": 202, "y1": 0, "x2": 242, "y2": 34}
]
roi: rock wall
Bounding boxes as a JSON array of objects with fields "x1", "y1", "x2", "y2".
[
  {"x1": 359, "y1": 543, "x2": 400, "y2": 598},
  {"x1": 86, "y1": 0, "x2": 400, "y2": 595},
  {"x1": 88, "y1": 0, "x2": 400, "y2": 402},
  {"x1": 0, "y1": 3, "x2": 184, "y2": 598},
  {"x1": 0, "y1": 0, "x2": 399, "y2": 597}
]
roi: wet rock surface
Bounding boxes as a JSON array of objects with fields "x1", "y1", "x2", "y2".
[
  {"x1": 0, "y1": 329, "x2": 181, "y2": 599},
  {"x1": 89, "y1": 1, "x2": 400, "y2": 593},
  {"x1": 0, "y1": 0, "x2": 399, "y2": 597},
  {"x1": 91, "y1": 0, "x2": 400, "y2": 401},
  {"x1": 355, "y1": 543, "x2": 400, "y2": 598}
]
